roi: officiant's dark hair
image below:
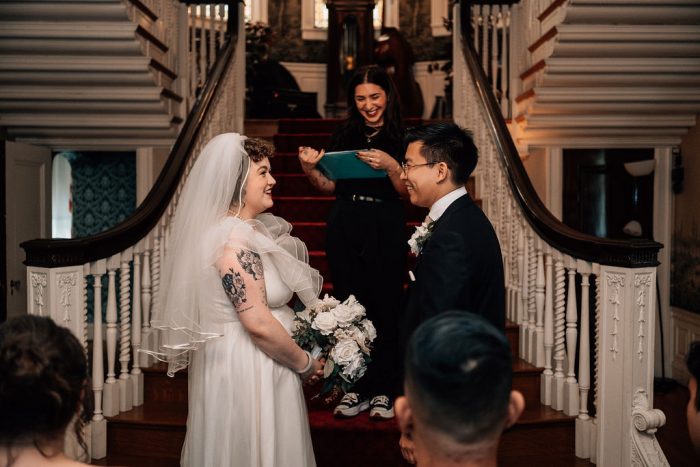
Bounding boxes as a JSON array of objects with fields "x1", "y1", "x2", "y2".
[
  {"x1": 404, "y1": 311, "x2": 512, "y2": 444},
  {"x1": 404, "y1": 123, "x2": 478, "y2": 185}
]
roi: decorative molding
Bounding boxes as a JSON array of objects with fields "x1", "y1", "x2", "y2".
[
  {"x1": 634, "y1": 274, "x2": 652, "y2": 361},
  {"x1": 606, "y1": 273, "x2": 625, "y2": 360},
  {"x1": 630, "y1": 389, "x2": 670, "y2": 467},
  {"x1": 57, "y1": 272, "x2": 77, "y2": 324},
  {"x1": 670, "y1": 307, "x2": 700, "y2": 383},
  {"x1": 30, "y1": 272, "x2": 48, "y2": 316},
  {"x1": 431, "y1": 0, "x2": 451, "y2": 36}
]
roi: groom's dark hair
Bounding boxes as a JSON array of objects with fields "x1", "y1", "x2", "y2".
[
  {"x1": 404, "y1": 311, "x2": 512, "y2": 445},
  {"x1": 404, "y1": 123, "x2": 478, "y2": 185}
]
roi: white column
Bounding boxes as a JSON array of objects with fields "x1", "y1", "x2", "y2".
[
  {"x1": 596, "y1": 266, "x2": 668, "y2": 466},
  {"x1": 90, "y1": 259, "x2": 107, "y2": 460},
  {"x1": 140, "y1": 234, "x2": 155, "y2": 367},
  {"x1": 541, "y1": 244, "x2": 554, "y2": 405},
  {"x1": 131, "y1": 241, "x2": 144, "y2": 406},
  {"x1": 102, "y1": 254, "x2": 120, "y2": 417},
  {"x1": 576, "y1": 260, "x2": 592, "y2": 458},
  {"x1": 590, "y1": 263, "x2": 601, "y2": 464},
  {"x1": 534, "y1": 237, "x2": 546, "y2": 367},
  {"x1": 118, "y1": 248, "x2": 134, "y2": 413},
  {"x1": 564, "y1": 256, "x2": 580, "y2": 416},
  {"x1": 552, "y1": 251, "x2": 566, "y2": 410}
]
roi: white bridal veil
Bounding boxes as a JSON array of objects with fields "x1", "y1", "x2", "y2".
[{"x1": 147, "y1": 133, "x2": 322, "y2": 375}]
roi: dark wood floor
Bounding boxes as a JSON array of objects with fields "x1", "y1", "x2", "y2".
[{"x1": 654, "y1": 380, "x2": 700, "y2": 466}]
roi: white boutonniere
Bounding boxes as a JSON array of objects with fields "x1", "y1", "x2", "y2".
[{"x1": 408, "y1": 219, "x2": 435, "y2": 256}]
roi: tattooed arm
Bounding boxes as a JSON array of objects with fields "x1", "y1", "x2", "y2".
[
  {"x1": 298, "y1": 146, "x2": 336, "y2": 195},
  {"x1": 217, "y1": 246, "x2": 323, "y2": 378}
]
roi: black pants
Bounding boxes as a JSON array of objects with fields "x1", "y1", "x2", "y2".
[{"x1": 326, "y1": 198, "x2": 406, "y2": 399}]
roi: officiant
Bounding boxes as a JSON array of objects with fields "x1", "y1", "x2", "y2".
[{"x1": 298, "y1": 65, "x2": 406, "y2": 420}]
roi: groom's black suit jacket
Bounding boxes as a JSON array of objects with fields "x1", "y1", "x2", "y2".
[{"x1": 399, "y1": 194, "x2": 505, "y2": 359}]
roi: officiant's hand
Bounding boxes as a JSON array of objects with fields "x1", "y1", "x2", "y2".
[
  {"x1": 357, "y1": 149, "x2": 400, "y2": 173},
  {"x1": 302, "y1": 357, "x2": 325, "y2": 385},
  {"x1": 298, "y1": 146, "x2": 325, "y2": 174}
]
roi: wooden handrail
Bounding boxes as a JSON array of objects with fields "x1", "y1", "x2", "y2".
[
  {"x1": 458, "y1": 1, "x2": 661, "y2": 267},
  {"x1": 21, "y1": 2, "x2": 242, "y2": 268}
]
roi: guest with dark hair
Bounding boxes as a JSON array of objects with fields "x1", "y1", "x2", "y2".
[
  {"x1": 686, "y1": 341, "x2": 700, "y2": 452},
  {"x1": 0, "y1": 315, "x2": 91, "y2": 467},
  {"x1": 395, "y1": 311, "x2": 524, "y2": 466},
  {"x1": 298, "y1": 65, "x2": 407, "y2": 420}
]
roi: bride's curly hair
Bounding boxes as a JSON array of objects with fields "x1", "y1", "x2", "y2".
[
  {"x1": 0, "y1": 315, "x2": 91, "y2": 466},
  {"x1": 244, "y1": 137, "x2": 275, "y2": 162}
]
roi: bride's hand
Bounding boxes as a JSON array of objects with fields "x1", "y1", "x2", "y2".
[
  {"x1": 302, "y1": 357, "x2": 325, "y2": 385},
  {"x1": 298, "y1": 146, "x2": 325, "y2": 173},
  {"x1": 356, "y1": 149, "x2": 399, "y2": 172}
]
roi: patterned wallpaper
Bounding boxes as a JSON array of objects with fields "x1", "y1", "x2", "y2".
[
  {"x1": 69, "y1": 152, "x2": 136, "y2": 322},
  {"x1": 70, "y1": 152, "x2": 136, "y2": 237}
]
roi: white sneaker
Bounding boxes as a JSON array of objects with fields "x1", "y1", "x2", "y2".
[
  {"x1": 369, "y1": 395, "x2": 395, "y2": 420},
  {"x1": 333, "y1": 392, "x2": 369, "y2": 418}
]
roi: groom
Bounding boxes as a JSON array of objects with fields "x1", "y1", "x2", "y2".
[{"x1": 399, "y1": 122, "x2": 505, "y2": 353}]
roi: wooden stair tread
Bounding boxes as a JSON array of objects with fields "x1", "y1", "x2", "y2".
[{"x1": 107, "y1": 401, "x2": 187, "y2": 427}]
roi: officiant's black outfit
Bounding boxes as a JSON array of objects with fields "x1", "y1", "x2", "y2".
[
  {"x1": 399, "y1": 193, "x2": 505, "y2": 368},
  {"x1": 326, "y1": 124, "x2": 406, "y2": 399}
]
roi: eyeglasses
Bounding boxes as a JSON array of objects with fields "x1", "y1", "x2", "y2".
[{"x1": 401, "y1": 161, "x2": 437, "y2": 173}]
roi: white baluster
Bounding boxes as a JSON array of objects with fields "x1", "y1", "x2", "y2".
[
  {"x1": 490, "y1": 7, "x2": 498, "y2": 94},
  {"x1": 534, "y1": 237, "x2": 545, "y2": 367},
  {"x1": 518, "y1": 221, "x2": 528, "y2": 359},
  {"x1": 131, "y1": 242, "x2": 144, "y2": 406},
  {"x1": 552, "y1": 252, "x2": 566, "y2": 411},
  {"x1": 501, "y1": 7, "x2": 510, "y2": 116},
  {"x1": 83, "y1": 263, "x2": 90, "y2": 354},
  {"x1": 541, "y1": 244, "x2": 554, "y2": 405},
  {"x1": 590, "y1": 263, "x2": 601, "y2": 464},
  {"x1": 481, "y1": 6, "x2": 489, "y2": 73},
  {"x1": 102, "y1": 254, "x2": 120, "y2": 417},
  {"x1": 576, "y1": 260, "x2": 592, "y2": 457},
  {"x1": 564, "y1": 256, "x2": 580, "y2": 416},
  {"x1": 118, "y1": 248, "x2": 133, "y2": 413},
  {"x1": 526, "y1": 230, "x2": 537, "y2": 363},
  {"x1": 140, "y1": 235, "x2": 154, "y2": 367},
  {"x1": 210, "y1": 4, "x2": 218, "y2": 69},
  {"x1": 190, "y1": 5, "x2": 197, "y2": 99},
  {"x1": 217, "y1": 4, "x2": 226, "y2": 49},
  {"x1": 90, "y1": 260, "x2": 107, "y2": 459},
  {"x1": 198, "y1": 5, "x2": 206, "y2": 87}
]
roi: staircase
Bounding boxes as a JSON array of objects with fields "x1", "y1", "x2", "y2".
[
  {"x1": 0, "y1": 0, "x2": 184, "y2": 149},
  {"x1": 511, "y1": 0, "x2": 700, "y2": 148},
  {"x1": 92, "y1": 118, "x2": 584, "y2": 467}
]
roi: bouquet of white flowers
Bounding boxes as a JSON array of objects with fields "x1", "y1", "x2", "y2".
[{"x1": 293, "y1": 294, "x2": 376, "y2": 395}]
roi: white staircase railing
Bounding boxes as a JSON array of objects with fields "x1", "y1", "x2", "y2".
[
  {"x1": 455, "y1": 3, "x2": 667, "y2": 466},
  {"x1": 22, "y1": 1, "x2": 245, "y2": 460}
]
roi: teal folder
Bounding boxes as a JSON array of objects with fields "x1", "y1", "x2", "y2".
[{"x1": 317, "y1": 150, "x2": 388, "y2": 180}]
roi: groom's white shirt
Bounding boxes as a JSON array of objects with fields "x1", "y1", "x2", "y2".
[{"x1": 428, "y1": 186, "x2": 467, "y2": 222}]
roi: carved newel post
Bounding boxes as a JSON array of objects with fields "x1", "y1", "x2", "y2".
[
  {"x1": 595, "y1": 265, "x2": 669, "y2": 466},
  {"x1": 325, "y1": 0, "x2": 377, "y2": 117}
]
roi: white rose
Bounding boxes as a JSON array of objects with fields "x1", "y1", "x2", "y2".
[
  {"x1": 312, "y1": 311, "x2": 337, "y2": 336},
  {"x1": 330, "y1": 339, "x2": 361, "y2": 366},
  {"x1": 320, "y1": 294, "x2": 341, "y2": 308},
  {"x1": 341, "y1": 353, "x2": 366, "y2": 382},
  {"x1": 342, "y1": 295, "x2": 366, "y2": 318},
  {"x1": 343, "y1": 325, "x2": 369, "y2": 353},
  {"x1": 332, "y1": 304, "x2": 362, "y2": 328},
  {"x1": 296, "y1": 308, "x2": 312, "y2": 323},
  {"x1": 361, "y1": 319, "x2": 377, "y2": 343}
]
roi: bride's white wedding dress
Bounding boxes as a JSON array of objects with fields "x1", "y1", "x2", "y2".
[{"x1": 181, "y1": 216, "x2": 317, "y2": 467}]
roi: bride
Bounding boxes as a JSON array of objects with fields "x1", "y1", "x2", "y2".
[{"x1": 149, "y1": 134, "x2": 324, "y2": 467}]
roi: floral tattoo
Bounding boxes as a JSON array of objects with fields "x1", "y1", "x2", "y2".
[
  {"x1": 222, "y1": 269, "x2": 249, "y2": 312},
  {"x1": 236, "y1": 249, "x2": 264, "y2": 280}
]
